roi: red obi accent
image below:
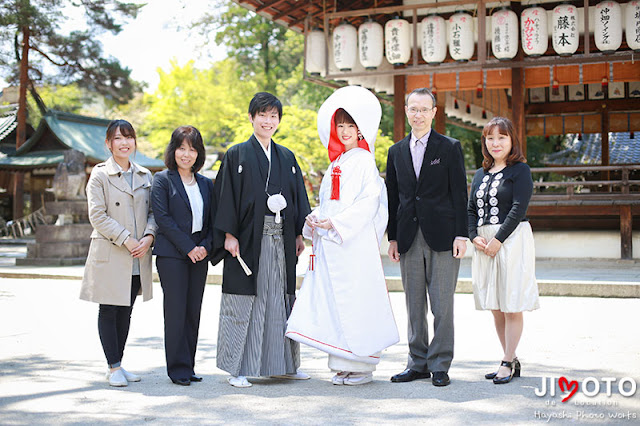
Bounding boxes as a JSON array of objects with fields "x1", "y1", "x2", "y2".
[{"x1": 330, "y1": 165, "x2": 341, "y2": 200}]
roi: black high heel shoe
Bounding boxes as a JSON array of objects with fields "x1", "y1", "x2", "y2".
[
  {"x1": 485, "y1": 357, "x2": 520, "y2": 379},
  {"x1": 493, "y1": 360, "x2": 516, "y2": 384}
]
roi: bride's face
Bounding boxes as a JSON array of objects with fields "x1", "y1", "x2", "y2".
[{"x1": 336, "y1": 121, "x2": 359, "y2": 151}]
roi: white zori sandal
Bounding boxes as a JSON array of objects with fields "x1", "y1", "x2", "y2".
[
  {"x1": 228, "y1": 376, "x2": 252, "y2": 388},
  {"x1": 343, "y1": 372, "x2": 373, "y2": 386},
  {"x1": 332, "y1": 371, "x2": 350, "y2": 385}
]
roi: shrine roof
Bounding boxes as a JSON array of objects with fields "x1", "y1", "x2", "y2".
[{"x1": 0, "y1": 110, "x2": 164, "y2": 170}]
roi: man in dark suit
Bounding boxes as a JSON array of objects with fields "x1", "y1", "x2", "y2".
[{"x1": 386, "y1": 87, "x2": 468, "y2": 387}]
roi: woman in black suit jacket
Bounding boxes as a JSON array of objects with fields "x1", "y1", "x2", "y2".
[{"x1": 151, "y1": 125, "x2": 213, "y2": 386}]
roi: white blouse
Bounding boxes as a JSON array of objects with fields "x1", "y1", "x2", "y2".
[{"x1": 183, "y1": 181, "x2": 204, "y2": 233}]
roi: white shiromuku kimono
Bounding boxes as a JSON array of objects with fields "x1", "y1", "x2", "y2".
[{"x1": 286, "y1": 85, "x2": 399, "y2": 372}]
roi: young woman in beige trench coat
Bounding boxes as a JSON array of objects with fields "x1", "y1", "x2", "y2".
[{"x1": 80, "y1": 119, "x2": 157, "y2": 387}]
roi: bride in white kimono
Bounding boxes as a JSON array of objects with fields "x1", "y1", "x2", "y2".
[{"x1": 286, "y1": 86, "x2": 399, "y2": 386}]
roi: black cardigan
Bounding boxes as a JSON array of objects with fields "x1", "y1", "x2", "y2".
[{"x1": 467, "y1": 162, "x2": 533, "y2": 242}]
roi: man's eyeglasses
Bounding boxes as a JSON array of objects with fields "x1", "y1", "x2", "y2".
[{"x1": 407, "y1": 107, "x2": 433, "y2": 115}]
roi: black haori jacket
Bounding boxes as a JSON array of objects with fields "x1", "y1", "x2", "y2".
[{"x1": 212, "y1": 135, "x2": 310, "y2": 295}]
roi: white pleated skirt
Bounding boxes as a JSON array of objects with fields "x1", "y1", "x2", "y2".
[{"x1": 472, "y1": 222, "x2": 540, "y2": 313}]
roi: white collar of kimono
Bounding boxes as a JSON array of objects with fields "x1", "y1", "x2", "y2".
[
  {"x1": 317, "y1": 85, "x2": 382, "y2": 151},
  {"x1": 256, "y1": 135, "x2": 271, "y2": 163}
]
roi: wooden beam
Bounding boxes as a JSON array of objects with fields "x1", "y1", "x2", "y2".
[
  {"x1": 256, "y1": 0, "x2": 287, "y2": 13},
  {"x1": 393, "y1": 75, "x2": 406, "y2": 142},
  {"x1": 435, "y1": 91, "x2": 446, "y2": 134},
  {"x1": 272, "y1": 7, "x2": 296, "y2": 21},
  {"x1": 527, "y1": 98, "x2": 640, "y2": 115},
  {"x1": 620, "y1": 205, "x2": 633, "y2": 259},
  {"x1": 323, "y1": 52, "x2": 636, "y2": 82},
  {"x1": 527, "y1": 204, "x2": 623, "y2": 216},
  {"x1": 602, "y1": 105, "x2": 609, "y2": 166},
  {"x1": 477, "y1": 2, "x2": 486, "y2": 65},
  {"x1": 583, "y1": 0, "x2": 591, "y2": 56},
  {"x1": 326, "y1": 0, "x2": 483, "y2": 20}
]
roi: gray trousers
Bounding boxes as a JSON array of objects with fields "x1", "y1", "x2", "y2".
[{"x1": 400, "y1": 232, "x2": 460, "y2": 373}]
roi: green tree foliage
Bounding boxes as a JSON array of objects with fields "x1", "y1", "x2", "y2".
[
  {"x1": 193, "y1": 2, "x2": 299, "y2": 94},
  {"x1": 0, "y1": 0, "x2": 143, "y2": 103},
  {"x1": 141, "y1": 59, "x2": 257, "y2": 152}
]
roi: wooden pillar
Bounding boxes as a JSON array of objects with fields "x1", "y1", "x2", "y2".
[
  {"x1": 434, "y1": 90, "x2": 446, "y2": 135},
  {"x1": 601, "y1": 106, "x2": 609, "y2": 166},
  {"x1": 620, "y1": 205, "x2": 632, "y2": 259},
  {"x1": 511, "y1": 67, "x2": 526, "y2": 157},
  {"x1": 393, "y1": 75, "x2": 406, "y2": 142}
]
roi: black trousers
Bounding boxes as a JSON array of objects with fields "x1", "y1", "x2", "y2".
[
  {"x1": 98, "y1": 276, "x2": 141, "y2": 367},
  {"x1": 156, "y1": 256, "x2": 208, "y2": 380}
]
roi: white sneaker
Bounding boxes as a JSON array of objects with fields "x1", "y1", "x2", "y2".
[
  {"x1": 120, "y1": 367, "x2": 141, "y2": 382},
  {"x1": 228, "y1": 376, "x2": 252, "y2": 388},
  {"x1": 344, "y1": 372, "x2": 373, "y2": 386},
  {"x1": 270, "y1": 371, "x2": 311, "y2": 380},
  {"x1": 332, "y1": 371, "x2": 349, "y2": 385},
  {"x1": 106, "y1": 368, "x2": 128, "y2": 387}
]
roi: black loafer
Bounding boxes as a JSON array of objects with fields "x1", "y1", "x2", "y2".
[
  {"x1": 390, "y1": 368, "x2": 431, "y2": 383},
  {"x1": 190, "y1": 375, "x2": 203, "y2": 382},
  {"x1": 432, "y1": 371, "x2": 450, "y2": 387},
  {"x1": 171, "y1": 378, "x2": 191, "y2": 386}
]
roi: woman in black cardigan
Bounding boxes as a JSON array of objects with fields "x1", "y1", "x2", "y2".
[
  {"x1": 468, "y1": 117, "x2": 539, "y2": 385},
  {"x1": 152, "y1": 126, "x2": 213, "y2": 386}
]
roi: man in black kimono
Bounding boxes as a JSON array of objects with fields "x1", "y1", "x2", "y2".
[{"x1": 213, "y1": 92, "x2": 311, "y2": 388}]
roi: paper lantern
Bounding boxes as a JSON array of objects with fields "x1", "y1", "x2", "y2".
[
  {"x1": 421, "y1": 14, "x2": 447, "y2": 64},
  {"x1": 333, "y1": 22, "x2": 358, "y2": 71},
  {"x1": 346, "y1": 54, "x2": 366, "y2": 87},
  {"x1": 492, "y1": 7, "x2": 519, "y2": 60},
  {"x1": 625, "y1": 0, "x2": 640, "y2": 52},
  {"x1": 552, "y1": 4, "x2": 579, "y2": 56},
  {"x1": 385, "y1": 17, "x2": 411, "y2": 65},
  {"x1": 327, "y1": 42, "x2": 345, "y2": 82},
  {"x1": 305, "y1": 30, "x2": 326, "y2": 76},
  {"x1": 358, "y1": 20, "x2": 384, "y2": 69},
  {"x1": 521, "y1": 6, "x2": 548, "y2": 56},
  {"x1": 594, "y1": 1, "x2": 622, "y2": 53},
  {"x1": 374, "y1": 58, "x2": 394, "y2": 93},
  {"x1": 449, "y1": 12, "x2": 474, "y2": 62}
]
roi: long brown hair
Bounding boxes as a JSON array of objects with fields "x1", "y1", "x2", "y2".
[{"x1": 481, "y1": 116, "x2": 526, "y2": 171}]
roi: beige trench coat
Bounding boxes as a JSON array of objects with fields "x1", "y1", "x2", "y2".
[{"x1": 80, "y1": 157, "x2": 157, "y2": 306}]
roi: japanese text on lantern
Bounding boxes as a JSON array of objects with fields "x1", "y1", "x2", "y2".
[
  {"x1": 361, "y1": 28, "x2": 369, "y2": 62},
  {"x1": 425, "y1": 22, "x2": 435, "y2": 57},
  {"x1": 452, "y1": 23, "x2": 461, "y2": 55},
  {"x1": 523, "y1": 17, "x2": 539, "y2": 50},
  {"x1": 334, "y1": 33, "x2": 342, "y2": 62},
  {"x1": 555, "y1": 7, "x2": 576, "y2": 47},
  {"x1": 600, "y1": 7, "x2": 610, "y2": 45},
  {"x1": 390, "y1": 27, "x2": 400, "y2": 61}
]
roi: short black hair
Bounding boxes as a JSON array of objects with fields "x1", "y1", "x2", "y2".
[
  {"x1": 248, "y1": 92, "x2": 283, "y2": 120},
  {"x1": 164, "y1": 126, "x2": 206, "y2": 173},
  {"x1": 406, "y1": 87, "x2": 436, "y2": 107}
]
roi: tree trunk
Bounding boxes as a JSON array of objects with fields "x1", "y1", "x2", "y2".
[
  {"x1": 13, "y1": 26, "x2": 29, "y2": 220},
  {"x1": 16, "y1": 26, "x2": 29, "y2": 149}
]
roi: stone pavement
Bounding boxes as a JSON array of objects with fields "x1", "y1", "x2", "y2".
[
  {"x1": 1, "y1": 277, "x2": 639, "y2": 425},
  {"x1": 0, "y1": 243, "x2": 639, "y2": 297}
]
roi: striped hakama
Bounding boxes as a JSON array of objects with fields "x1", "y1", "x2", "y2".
[{"x1": 217, "y1": 216, "x2": 300, "y2": 377}]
